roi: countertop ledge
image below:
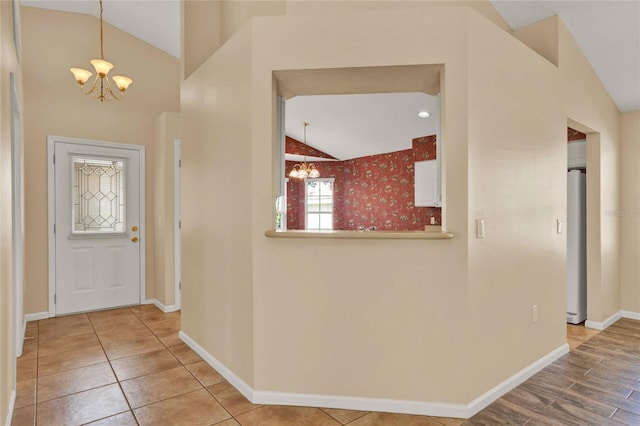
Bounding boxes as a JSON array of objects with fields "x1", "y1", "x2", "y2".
[{"x1": 265, "y1": 230, "x2": 454, "y2": 239}]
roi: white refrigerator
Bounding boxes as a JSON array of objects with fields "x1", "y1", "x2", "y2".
[{"x1": 567, "y1": 170, "x2": 587, "y2": 324}]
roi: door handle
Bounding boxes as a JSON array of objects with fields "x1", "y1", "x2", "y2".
[
  {"x1": 131, "y1": 237, "x2": 139, "y2": 243},
  {"x1": 131, "y1": 226, "x2": 138, "y2": 232}
]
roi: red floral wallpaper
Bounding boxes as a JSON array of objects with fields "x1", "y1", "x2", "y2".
[
  {"x1": 568, "y1": 127, "x2": 586, "y2": 141},
  {"x1": 285, "y1": 165, "x2": 305, "y2": 229},
  {"x1": 285, "y1": 136, "x2": 337, "y2": 159},
  {"x1": 285, "y1": 135, "x2": 441, "y2": 231}
]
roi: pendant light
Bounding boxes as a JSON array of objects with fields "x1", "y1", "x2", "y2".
[
  {"x1": 289, "y1": 122, "x2": 320, "y2": 179},
  {"x1": 69, "y1": 0, "x2": 133, "y2": 101}
]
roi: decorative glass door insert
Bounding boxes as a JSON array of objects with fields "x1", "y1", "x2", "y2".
[{"x1": 71, "y1": 155, "x2": 126, "y2": 234}]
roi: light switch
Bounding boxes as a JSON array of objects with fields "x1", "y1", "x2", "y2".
[
  {"x1": 476, "y1": 218, "x2": 485, "y2": 239},
  {"x1": 557, "y1": 219, "x2": 562, "y2": 234}
]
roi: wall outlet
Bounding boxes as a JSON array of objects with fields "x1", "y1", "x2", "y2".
[{"x1": 531, "y1": 305, "x2": 538, "y2": 323}]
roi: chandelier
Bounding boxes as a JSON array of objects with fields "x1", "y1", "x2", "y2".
[
  {"x1": 289, "y1": 122, "x2": 320, "y2": 179},
  {"x1": 69, "y1": 0, "x2": 133, "y2": 101}
]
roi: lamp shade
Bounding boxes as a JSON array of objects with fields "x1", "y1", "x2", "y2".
[
  {"x1": 70, "y1": 68, "x2": 93, "y2": 85},
  {"x1": 112, "y1": 75, "x2": 133, "y2": 92},
  {"x1": 90, "y1": 58, "x2": 114, "y2": 76},
  {"x1": 308, "y1": 167, "x2": 320, "y2": 178}
]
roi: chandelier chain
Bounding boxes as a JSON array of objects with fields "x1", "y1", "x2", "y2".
[{"x1": 99, "y1": 0, "x2": 104, "y2": 59}]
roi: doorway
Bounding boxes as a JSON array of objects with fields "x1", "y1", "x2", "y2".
[
  {"x1": 566, "y1": 126, "x2": 588, "y2": 347},
  {"x1": 48, "y1": 136, "x2": 146, "y2": 315}
]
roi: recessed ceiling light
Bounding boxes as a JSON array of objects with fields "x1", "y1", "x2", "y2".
[{"x1": 418, "y1": 111, "x2": 431, "y2": 118}]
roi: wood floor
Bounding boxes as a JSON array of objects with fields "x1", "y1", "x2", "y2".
[{"x1": 464, "y1": 318, "x2": 640, "y2": 425}]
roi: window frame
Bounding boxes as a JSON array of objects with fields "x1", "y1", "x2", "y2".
[{"x1": 304, "y1": 177, "x2": 335, "y2": 231}]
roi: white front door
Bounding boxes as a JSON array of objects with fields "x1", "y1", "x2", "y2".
[{"x1": 52, "y1": 139, "x2": 143, "y2": 315}]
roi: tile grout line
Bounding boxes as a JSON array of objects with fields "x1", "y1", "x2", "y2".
[
  {"x1": 143, "y1": 310, "x2": 262, "y2": 425},
  {"x1": 124, "y1": 307, "x2": 238, "y2": 422},
  {"x1": 129, "y1": 307, "x2": 242, "y2": 422},
  {"x1": 86, "y1": 308, "x2": 141, "y2": 426}
]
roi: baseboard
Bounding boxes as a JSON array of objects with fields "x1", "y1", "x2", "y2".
[
  {"x1": 179, "y1": 331, "x2": 254, "y2": 402},
  {"x1": 586, "y1": 311, "x2": 623, "y2": 330},
  {"x1": 621, "y1": 310, "x2": 640, "y2": 320},
  {"x1": 24, "y1": 311, "x2": 50, "y2": 322},
  {"x1": 5, "y1": 390, "x2": 15, "y2": 426},
  {"x1": 465, "y1": 343, "x2": 569, "y2": 417},
  {"x1": 253, "y1": 390, "x2": 468, "y2": 418},
  {"x1": 15, "y1": 317, "x2": 26, "y2": 358},
  {"x1": 178, "y1": 332, "x2": 569, "y2": 419},
  {"x1": 145, "y1": 298, "x2": 180, "y2": 313},
  {"x1": 163, "y1": 305, "x2": 180, "y2": 313}
]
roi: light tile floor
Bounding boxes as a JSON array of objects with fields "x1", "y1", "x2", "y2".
[{"x1": 12, "y1": 305, "x2": 464, "y2": 426}]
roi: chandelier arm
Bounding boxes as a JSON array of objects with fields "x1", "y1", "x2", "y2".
[
  {"x1": 105, "y1": 77, "x2": 123, "y2": 101},
  {"x1": 79, "y1": 73, "x2": 100, "y2": 96},
  {"x1": 80, "y1": 75, "x2": 124, "y2": 102}
]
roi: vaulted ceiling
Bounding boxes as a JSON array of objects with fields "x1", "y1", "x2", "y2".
[
  {"x1": 22, "y1": 0, "x2": 639, "y2": 112},
  {"x1": 21, "y1": 0, "x2": 639, "y2": 157}
]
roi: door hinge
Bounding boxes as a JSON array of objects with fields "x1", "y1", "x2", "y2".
[
  {"x1": 179, "y1": 281, "x2": 182, "y2": 290},
  {"x1": 179, "y1": 220, "x2": 182, "y2": 229},
  {"x1": 54, "y1": 294, "x2": 56, "y2": 304},
  {"x1": 53, "y1": 154, "x2": 55, "y2": 164},
  {"x1": 178, "y1": 159, "x2": 182, "y2": 168},
  {"x1": 53, "y1": 224, "x2": 56, "y2": 234}
]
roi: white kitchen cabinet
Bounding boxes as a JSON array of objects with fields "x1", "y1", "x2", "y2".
[{"x1": 414, "y1": 159, "x2": 440, "y2": 207}]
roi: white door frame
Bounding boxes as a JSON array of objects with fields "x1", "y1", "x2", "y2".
[
  {"x1": 11, "y1": 72, "x2": 24, "y2": 357},
  {"x1": 174, "y1": 139, "x2": 181, "y2": 310},
  {"x1": 47, "y1": 135, "x2": 146, "y2": 316}
]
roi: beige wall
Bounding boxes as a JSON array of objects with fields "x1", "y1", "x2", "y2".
[
  {"x1": 284, "y1": 0, "x2": 511, "y2": 33},
  {"x1": 465, "y1": 13, "x2": 567, "y2": 394},
  {"x1": 182, "y1": 0, "x2": 617, "y2": 403},
  {"x1": 181, "y1": 0, "x2": 510, "y2": 83},
  {"x1": 154, "y1": 112, "x2": 181, "y2": 307},
  {"x1": 181, "y1": 0, "x2": 631, "y2": 410},
  {"x1": 557, "y1": 20, "x2": 622, "y2": 323},
  {"x1": 182, "y1": 0, "x2": 286, "y2": 80},
  {"x1": 181, "y1": 26, "x2": 255, "y2": 385},
  {"x1": 21, "y1": 7, "x2": 180, "y2": 314},
  {"x1": 221, "y1": 1, "x2": 285, "y2": 45},
  {"x1": 513, "y1": 15, "x2": 558, "y2": 66},
  {"x1": 621, "y1": 110, "x2": 640, "y2": 313},
  {"x1": 249, "y1": 8, "x2": 472, "y2": 402},
  {"x1": 0, "y1": 0, "x2": 22, "y2": 422},
  {"x1": 183, "y1": 0, "x2": 222, "y2": 79}
]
